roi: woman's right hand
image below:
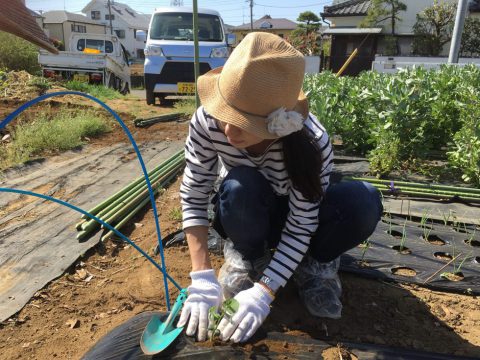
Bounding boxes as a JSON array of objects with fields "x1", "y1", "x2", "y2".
[{"x1": 176, "y1": 269, "x2": 223, "y2": 341}]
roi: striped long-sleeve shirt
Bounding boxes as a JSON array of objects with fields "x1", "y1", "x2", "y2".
[{"x1": 180, "y1": 106, "x2": 334, "y2": 287}]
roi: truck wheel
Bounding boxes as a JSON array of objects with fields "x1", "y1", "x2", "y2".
[
  {"x1": 121, "y1": 82, "x2": 130, "y2": 95},
  {"x1": 108, "y1": 74, "x2": 116, "y2": 89},
  {"x1": 146, "y1": 89, "x2": 155, "y2": 105}
]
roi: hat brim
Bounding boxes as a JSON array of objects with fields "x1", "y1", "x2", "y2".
[{"x1": 197, "y1": 67, "x2": 309, "y2": 140}]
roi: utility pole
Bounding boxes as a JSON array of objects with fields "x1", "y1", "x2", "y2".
[
  {"x1": 107, "y1": 0, "x2": 113, "y2": 35},
  {"x1": 448, "y1": 0, "x2": 469, "y2": 64},
  {"x1": 249, "y1": 0, "x2": 254, "y2": 30}
]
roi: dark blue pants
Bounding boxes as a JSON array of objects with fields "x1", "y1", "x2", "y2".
[{"x1": 212, "y1": 166, "x2": 383, "y2": 263}]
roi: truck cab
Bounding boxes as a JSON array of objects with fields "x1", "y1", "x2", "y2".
[{"x1": 142, "y1": 7, "x2": 230, "y2": 105}]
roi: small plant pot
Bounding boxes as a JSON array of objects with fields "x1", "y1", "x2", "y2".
[
  {"x1": 391, "y1": 266, "x2": 416, "y2": 277},
  {"x1": 392, "y1": 245, "x2": 411, "y2": 254},
  {"x1": 440, "y1": 271, "x2": 464, "y2": 282},
  {"x1": 434, "y1": 252, "x2": 453, "y2": 261},
  {"x1": 423, "y1": 234, "x2": 446, "y2": 246}
]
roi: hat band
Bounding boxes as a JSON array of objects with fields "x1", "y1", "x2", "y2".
[{"x1": 217, "y1": 76, "x2": 267, "y2": 118}]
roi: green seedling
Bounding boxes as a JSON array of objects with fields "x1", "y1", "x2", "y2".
[
  {"x1": 208, "y1": 298, "x2": 239, "y2": 341},
  {"x1": 440, "y1": 242, "x2": 472, "y2": 280},
  {"x1": 400, "y1": 220, "x2": 407, "y2": 251},
  {"x1": 420, "y1": 209, "x2": 429, "y2": 228},
  {"x1": 360, "y1": 238, "x2": 371, "y2": 264},
  {"x1": 441, "y1": 209, "x2": 453, "y2": 226},
  {"x1": 466, "y1": 228, "x2": 476, "y2": 245},
  {"x1": 420, "y1": 209, "x2": 433, "y2": 240},
  {"x1": 453, "y1": 251, "x2": 472, "y2": 274}
]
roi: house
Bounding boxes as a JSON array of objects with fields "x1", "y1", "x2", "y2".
[
  {"x1": 43, "y1": 11, "x2": 106, "y2": 50},
  {"x1": 231, "y1": 15, "x2": 297, "y2": 47},
  {"x1": 321, "y1": 0, "x2": 460, "y2": 75},
  {"x1": 0, "y1": 0, "x2": 57, "y2": 53},
  {"x1": 81, "y1": 1, "x2": 151, "y2": 59}
]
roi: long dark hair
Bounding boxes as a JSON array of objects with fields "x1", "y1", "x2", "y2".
[{"x1": 282, "y1": 128, "x2": 324, "y2": 202}]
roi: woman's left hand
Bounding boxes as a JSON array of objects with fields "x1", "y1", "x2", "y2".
[{"x1": 217, "y1": 283, "x2": 274, "y2": 343}]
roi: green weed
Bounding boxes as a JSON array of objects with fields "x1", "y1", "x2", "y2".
[
  {"x1": 64, "y1": 81, "x2": 123, "y2": 101},
  {"x1": 0, "y1": 110, "x2": 111, "y2": 170},
  {"x1": 168, "y1": 206, "x2": 183, "y2": 222},
  {"x1": 173, "y1": 98, "x2": 196, "y2": 117}
]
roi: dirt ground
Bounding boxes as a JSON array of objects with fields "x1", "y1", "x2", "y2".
[{"x1": 1, "y1": 85, "x2": 479, "y2": 359}]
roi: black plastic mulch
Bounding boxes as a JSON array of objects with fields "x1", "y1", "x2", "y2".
[
  {"x1": 341, "y1": 215, "x2": 480, "y2": 294},
  {"x1": 81, "y1": 311, "x2": 479, "y2": 360}
]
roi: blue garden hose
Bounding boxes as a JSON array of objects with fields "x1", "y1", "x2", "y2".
[{"x1": 0, "y1": 91, "x2": 179, "y2": 309}]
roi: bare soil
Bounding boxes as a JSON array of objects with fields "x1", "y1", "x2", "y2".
[{"x1": 0, "y1": 84, "x2": 479, "y2": 359}]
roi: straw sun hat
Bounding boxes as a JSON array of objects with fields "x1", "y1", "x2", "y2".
[{"x1": 197, "y1": 31, "x2": 309, "y2": 139}]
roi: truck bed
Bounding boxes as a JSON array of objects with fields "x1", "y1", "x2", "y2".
[{"x1": 38, "y1": 50, "x2": 108, "y2": 71}]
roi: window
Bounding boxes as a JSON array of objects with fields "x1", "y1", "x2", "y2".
[
  {"x1": 150, "y1": 13, "x2": 224, "y2": 42},
  {"x1": 105, "y1": 14, "x2": 115, "y2": 20},
  {"x1": 115, "y1": 29, "x2": 125, "y2": 39},
  {"x1": 77, "y1": 39, "x2": 114, "y2": 53},
  {"x1": 91, "y1": 11, "x2": 100, "y2": 20},
  {"x1": 71, "y1": 24, "x2": 87, "y2": 33}
]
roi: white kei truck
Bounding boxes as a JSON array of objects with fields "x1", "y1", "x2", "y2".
[
  {"x1": 139, "y1": 7, "x2": 232, "y2": 105},
  {"x1": 38, "y1": 33, "x2": 131, "y2": 94}
]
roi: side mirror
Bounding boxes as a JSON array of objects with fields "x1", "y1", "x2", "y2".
[
  {"x1": 227, "y1": 33, "x2": 236, "y2": 46},
  {"x1": 136, "y1": 30, "x2": 146, "y2": 42}
]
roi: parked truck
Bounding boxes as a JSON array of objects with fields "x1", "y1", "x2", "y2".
[
  {"x1": 139, "y1": 7, "x2": 232, "y2": 105},
  {"x1": 38, "y1": 33, "x2": 131, "y2": 94}
]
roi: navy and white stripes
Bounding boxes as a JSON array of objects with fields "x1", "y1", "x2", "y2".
[{"x1": 180, "y1": 106, "x2": 333, "y2": 287}]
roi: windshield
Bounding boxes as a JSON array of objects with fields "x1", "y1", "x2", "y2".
[{"x1": 150, "y1": 12, "x2": 223, "y2": 42}]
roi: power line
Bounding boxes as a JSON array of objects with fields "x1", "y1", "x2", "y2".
[{"x1": 255, "y1": 1, "x2": 331, "y2": 8}]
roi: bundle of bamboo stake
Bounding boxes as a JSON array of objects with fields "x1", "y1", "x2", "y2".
[
  {"x1": 351, "y1": 177, "x2": 480, "y2": 203},
  {"x1": 76, "y1": 149, "x2": 185, "y2": 242}
]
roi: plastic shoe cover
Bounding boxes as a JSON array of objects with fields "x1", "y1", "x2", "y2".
[
  {"x1": 294, "y1": 256, "x2": 342, "y2": 319},
  {"x1": 218, "y1": 240, "x2": 270, "y2": 299}
]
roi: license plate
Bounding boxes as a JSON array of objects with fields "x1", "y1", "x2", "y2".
[
  {"x1": 177, "y1": 82, "x2": 195, "y2": 94},
  {"x1": 73, "y1": 74, "x2": 89, "y2": 82}
]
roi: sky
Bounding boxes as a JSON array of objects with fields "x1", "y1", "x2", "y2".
[{"x1": 25, "y1": 0, "x2": 334, "y2": 26}]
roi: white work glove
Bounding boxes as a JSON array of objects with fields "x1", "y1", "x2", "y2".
[
  {"x1": 177, "y1": 269, "x2": 222, "y2": 341},
  {"x1": 217, "y1": 283, "x2": 273, "y2": 343}
]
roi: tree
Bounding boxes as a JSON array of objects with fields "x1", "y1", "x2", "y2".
[
  {"x1": 285, "y1": 30, "x2": 322, "y2": 56},
  {"x1": 296, "y1": 11, "x2": 321, "y2": 35},
  {"x1": 411, "y1": 0, "x2": 456, "y2": 56},
  {"x1": 360, "y1": 0, "x2": 407, "y2": 35},
  {"x1": 360, "y1": 0, "x2": 407, "y2": 55},
  {"x1": 460, "y1": 17, "x2": 480, "y2": 57}
]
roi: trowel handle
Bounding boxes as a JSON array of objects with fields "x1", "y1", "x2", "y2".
[{"x1": 164, "y1": 288, "x2": 188, "y2": 330}]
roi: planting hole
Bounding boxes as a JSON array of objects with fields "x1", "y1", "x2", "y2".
[
  {"x1": 322, "y1": 345, "x2": 358, "y2": 360},
  {"x1": 392, "y1": 245, "x2": 411, "y2": 254},
  {"x1": 391, "y1": 266, "x2": 416, "y2": 277},
  {"x1": 387, "y1": 229, "x2": 403, "y2": 238},
  {"x1": 381, "y1": 219, "x2": 400, "y2": 226},
  {"x1": 423, "y1": 234, "x2": 445, "y2": 245},
  {"x1": 475, "y1": 256, "x2": 480, "y2": 264},
  {"x1": 434, "y1": 252, "x2": 453, "y2": 261},
  {"x1": 464, "y1": 239, "x2": 480, "y2": 247},
  {"x1": 441, "y1": 272, "x2": 464, "y2": 282}
]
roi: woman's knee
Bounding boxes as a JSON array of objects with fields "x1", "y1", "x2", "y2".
[
  {"x1": 326, "y1": 180, "x2": 383, "y2": 236},
  {"x1": 219, "y1": 166, "x2": 272, "y2": 205}
]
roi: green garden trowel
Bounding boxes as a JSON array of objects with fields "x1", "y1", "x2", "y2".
[{"x1": 140, "y1": 288, "x2": 188, "y2": 355}]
